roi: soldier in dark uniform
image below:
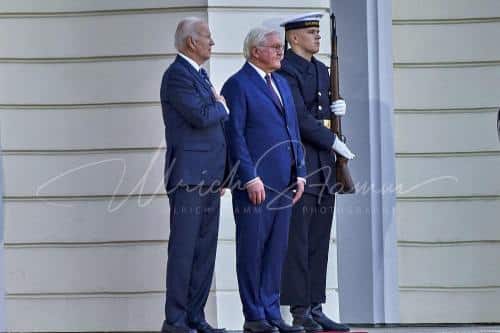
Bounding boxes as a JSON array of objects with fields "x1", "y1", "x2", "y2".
[{"x1": 277, "y1": 13, "x2": 355, "y2": 333}]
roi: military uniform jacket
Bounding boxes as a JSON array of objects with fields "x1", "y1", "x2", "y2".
[{"x1": 278, "y1": 49, "x2": 338, "y2": 196}]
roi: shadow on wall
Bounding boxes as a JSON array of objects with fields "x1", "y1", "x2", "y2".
[{"x1": 497, "y1": 109, "x2": 500, "y2": 142}]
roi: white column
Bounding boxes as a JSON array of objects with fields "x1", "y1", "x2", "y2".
[{"x1": 331, "y1": 0, "x2": 400, "y2": 324}]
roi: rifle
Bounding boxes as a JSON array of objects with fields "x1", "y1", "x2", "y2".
[{"x1": 329, "y1": 11, "x2": 355, "y2": 194}]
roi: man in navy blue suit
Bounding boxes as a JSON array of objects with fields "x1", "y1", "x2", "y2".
[
  {"x1": 221, "y1": 27, "x2": 307, "y2": 333},
  {"x1": 160, "y1": 17, "x2": 229, "y2": 333}
]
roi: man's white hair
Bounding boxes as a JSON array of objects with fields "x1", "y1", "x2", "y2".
[
  {"x1": 174, "y1": 17, "x2": 204, "y2": 51},
  {"x1": 243, "y1": 26, "x2": 282, "y2": 60}
]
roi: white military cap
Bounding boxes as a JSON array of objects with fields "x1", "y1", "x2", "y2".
[{"x1": 279, "y1": 12, "x2": 323, "y2": 31}]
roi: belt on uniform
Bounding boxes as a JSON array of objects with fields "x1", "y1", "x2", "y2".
[{"x1": 316, "y1": 119, "x2": 332, "y2": 129}]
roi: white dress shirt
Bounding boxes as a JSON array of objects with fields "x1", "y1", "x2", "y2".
[
  {"x1": 178, "y1": 52, "x2": 201, "y2": 71},
  {"x1": 248, "y1": 61, "x2": 283, "y2": 105}
]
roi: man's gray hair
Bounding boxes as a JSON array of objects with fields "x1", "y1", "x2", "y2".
[
  {"x1": 243, "y1": 26, "x2": 282, "y2": 60},
  {"x1": 174, "y1": 17, "x2": 204, "y2": 51}
]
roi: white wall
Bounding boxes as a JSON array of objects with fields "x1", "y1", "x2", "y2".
[
  {"x1": 393, "y1": 0, "x2": 500, "y2": 323},
  {"x1": 0, "y1": 1, "x2": 335, "y2": 331}
]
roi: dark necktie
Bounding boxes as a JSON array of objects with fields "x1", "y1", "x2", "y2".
[
  {"x1": 265, "y1": 74, "x2": 284, "y2": 111},
  {"x1": 199, "y1": 68, "x2": 213, "y2": 87}
]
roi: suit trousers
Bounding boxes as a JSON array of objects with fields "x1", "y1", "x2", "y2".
[
  {"x1": 280, "y1": 193, "x2": 335, "y2": 306},
  {"x1": 232, "y1": 188, "x2": 293, "y2": 321},
  {"x1": 164, "y1": 187, "x2": 221, "y2": 327}
]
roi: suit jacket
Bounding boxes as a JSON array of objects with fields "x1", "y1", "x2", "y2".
[
  {"x1": 278, "y1": 49, "x2": 338, "y2": 195},
  {"x1": 160, "y1": 55, "x2": 229, "y2": 191},
  {"x1": 221, "y1": 62, "x2": 306, "y2": 193}
]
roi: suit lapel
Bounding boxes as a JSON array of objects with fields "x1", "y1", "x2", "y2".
[
  {"x1": 244, "y1": 63, "x2": 284, "y2": 113},
  {"x1": 273, "y1": 74, "x2": 292, "y2": 122},
  {"x1": 176, "y1": 55, "x2": 212, "y2": 93}
]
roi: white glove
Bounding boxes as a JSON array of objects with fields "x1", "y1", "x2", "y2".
[
  {"x1": 330, "y1": 99, "x2": 346, "y2": 116},
  {"x1": 333, "y1": 136, "x2": 355, "y2": 160}
]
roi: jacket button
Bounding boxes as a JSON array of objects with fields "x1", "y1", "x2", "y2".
[
  {"x1": 318, "y1": 105, "x2": 323, "y2": 111},
  {"x1": 318, "y1": 91, "x2": 322, "y2": 96}
]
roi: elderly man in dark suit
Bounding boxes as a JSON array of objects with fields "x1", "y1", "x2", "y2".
[
  {"x1": 221, "y1": 26, "x2": 307, "y2": 333},
  {"x1": 160, "y1": 17, "x2": 229, "y2": 333}
]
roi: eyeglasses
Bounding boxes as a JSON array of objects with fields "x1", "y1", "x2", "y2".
[{"x1": 258, "y1": 44, "x2": 284, "y2": 52}]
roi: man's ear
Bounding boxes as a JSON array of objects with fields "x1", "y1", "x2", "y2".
[
  {"x1": 251, "y1": 47, "x2": 259, "y2": 60},
  {"x1": 186, "y1": 36, "x2": 196, "y2": 51}
]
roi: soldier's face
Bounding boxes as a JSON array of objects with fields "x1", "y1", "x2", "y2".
[{"x1": 294, "y1": 27, "x2": 321, "y2": 54}]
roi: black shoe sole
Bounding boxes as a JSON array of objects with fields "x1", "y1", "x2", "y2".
[
  {"x1": 316, "y1": 327, "x2": 349, "y2": 333},
  {"x1": 287, "y1": 329, "x2": 306, "y2": 333},
  {"x1": 244, "y1": 329, "x2": 279, "y2": 333},
  {"x1": 273, "y1": 329, "x2": 306, "y2": 333}
]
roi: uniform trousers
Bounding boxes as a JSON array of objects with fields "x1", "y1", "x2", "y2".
[{"x1": 280, "y1": 192, "x2": 335, "y2": 305}]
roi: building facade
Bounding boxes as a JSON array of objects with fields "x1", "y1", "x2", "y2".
[
  {"x1": 392, "y1": 0, "x2": 500, "y2": 323},
  {"x1": 0, "y1": 0, "x2": 498, "y2": 331}
]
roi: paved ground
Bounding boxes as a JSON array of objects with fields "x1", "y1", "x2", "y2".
[
  {"x1": 347, "y1": 326, "x2": 500, "y2": 333},
  {"x1": 225, "y1": 327, "x2": 500, "y2": 333}
]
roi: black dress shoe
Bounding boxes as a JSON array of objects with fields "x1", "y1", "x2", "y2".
[
  {"x1": 190, "y1": 320, "x2": 227, "y2": 333},
  {"x1": 268, "y1": 319, "x2": 305, "y2": 333},
  {"x1": 243, "y1": 320, "x2": 279, "y2": 333},
  {"x1": 311, "y1": 304, "x2": 349, "y2": 332},
  {"x1": 291, "y1": 316, "x2": 323, "y2": 333},
  {"x1": 290, "y1": 306, "x2": 323, "y2": 333},
  {"x1": 161, "y1": 321, "x2": 197, "y2": 333}
]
